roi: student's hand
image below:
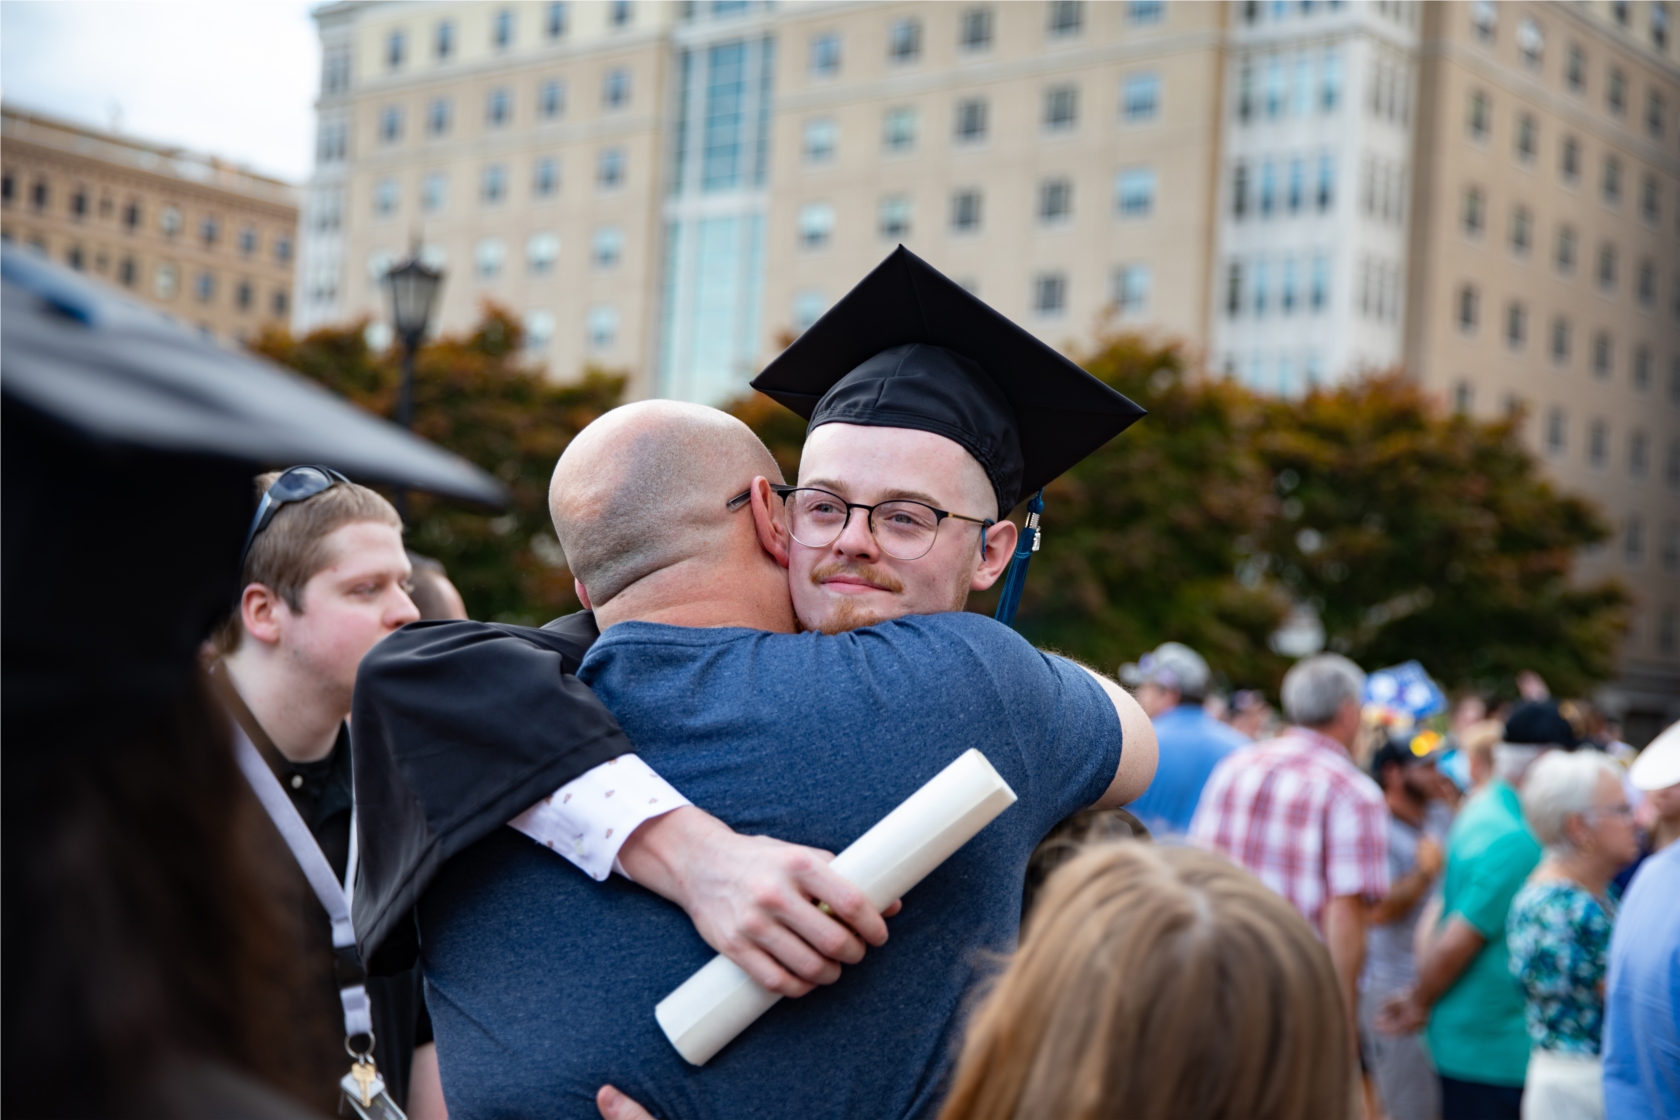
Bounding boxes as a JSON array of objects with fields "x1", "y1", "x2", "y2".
[
  {"x1": 617, "y1": 806, "x2": 900, "y2": 997},
  {"x1": 1415, "y1": 837, "x2": 1444, "y2": 878},
  {"x1": 598, "y1": 1085, "x2": 655, "y2": 1120},
  {"x1": 1375, "y1": 989, "x2": 1429, "y2": 1036}
]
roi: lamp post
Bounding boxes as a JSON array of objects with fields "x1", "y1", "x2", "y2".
[{"x1": 382, "y1": 248, "x2": 444, "y2": 518}]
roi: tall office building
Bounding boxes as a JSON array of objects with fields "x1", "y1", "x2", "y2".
[
  {"x1": 299, "y1": 0, "x2": 1678, "y2": 725},
  {"x1": 0, "y1": 105, "x2": 299, "y2": 342}
]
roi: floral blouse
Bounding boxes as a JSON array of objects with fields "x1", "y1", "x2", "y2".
[{"x1": 1506, "y1": 879, "x2": 1617, "y2": 1055}]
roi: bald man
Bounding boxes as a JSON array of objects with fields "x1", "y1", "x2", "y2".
[{"x1": 410, "y1": 402, "x2": 1147, "y2": 1119}]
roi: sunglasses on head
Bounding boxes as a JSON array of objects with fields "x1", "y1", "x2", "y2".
[{"x1": 239, "y1": 465, "x2": 349, "y2": 565}]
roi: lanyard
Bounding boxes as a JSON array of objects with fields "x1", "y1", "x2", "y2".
[{"x1": 232, "y1": 722, "x2": 372, "y2": 1041}]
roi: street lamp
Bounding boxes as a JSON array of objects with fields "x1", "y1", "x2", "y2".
[{"x1": 383, "y1": 247, "x2": 444, "y2": 520}]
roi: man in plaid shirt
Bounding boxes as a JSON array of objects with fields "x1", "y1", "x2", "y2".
[{"x1": 1190, "y1": 654, "x2": 1390, "y2": 1045}]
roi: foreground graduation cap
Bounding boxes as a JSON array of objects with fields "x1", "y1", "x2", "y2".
[
  {"x1": 1, "y1": 247, "x2": 506, "y2": 735},
  {"x1": 752, "y1": 245, "x2": 1145, "y2": 624}
]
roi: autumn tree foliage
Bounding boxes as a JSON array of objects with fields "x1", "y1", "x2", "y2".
[{"x1": 251, "y1": 305, "x2": 624, "y2": 624}]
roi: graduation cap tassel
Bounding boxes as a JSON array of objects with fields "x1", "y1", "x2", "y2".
[{"x1": 992, "y1": 490, "x2": 1044, "y2": 631}]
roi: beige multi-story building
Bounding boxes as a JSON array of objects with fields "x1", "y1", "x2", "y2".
[
  {"x1": 299, "y1": 0, "x2": 1678, "y2": 728},
  {"x1": 1404, "y1": 0, "x2": 1679, "y2": 733},
  {"x1": 0, "y1": 105, "x2": 299, "y2": 342}
]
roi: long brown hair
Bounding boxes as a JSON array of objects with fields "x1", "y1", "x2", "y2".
[{"x1": 940, "y1": 843, "x2": 1354, "y2": 1120}]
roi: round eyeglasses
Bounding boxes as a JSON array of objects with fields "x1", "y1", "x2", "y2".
[{"x1": 773, "y1": 485, "x2": 995, "y2": 561}]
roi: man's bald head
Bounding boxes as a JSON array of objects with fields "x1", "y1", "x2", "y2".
[{"x1": 550, "y1": 400, "x2": 783, "y2": 605}]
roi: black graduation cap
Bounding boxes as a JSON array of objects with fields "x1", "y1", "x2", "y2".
[
  {"x1": 1, "y1": 247, "x2": 506, "y2": 743},
  {"x1": 751, "y1": 245, "x2": 1145, "y2": 518}
]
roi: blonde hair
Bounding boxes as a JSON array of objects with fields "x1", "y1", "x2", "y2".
[
  {"x1": 940, "y1": 843, "x2": 1354, "y2": 1120},
  {"x1": 209, "y1": 470, "x2": 400, "y2": 655}
]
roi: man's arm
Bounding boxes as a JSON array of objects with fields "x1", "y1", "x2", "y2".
[
  {"x1": 1366, "y1": 837, "x2": 1441, "y2": 926},
  {"x1": 1324, "y1": 894, "x2": 1366, "y2": 1055},
  {"x1": 1376, "y1": 915, "x2": 1486, "y2": 1035},
  {"x1": 1080, "y1": 667, "x2": 1158, "y2": 809}
]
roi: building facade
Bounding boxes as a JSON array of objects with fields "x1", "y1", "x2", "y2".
[
  {"x1": 0, "y1": 106, "x2": 298, "y2": 342},
  {"x1": 298, "y1": 0, "x2": 1678, "y2": 724}
]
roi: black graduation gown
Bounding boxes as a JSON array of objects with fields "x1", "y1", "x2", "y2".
[{"x1": 350, "y1": 610, "x2": 633, "y2": 974}]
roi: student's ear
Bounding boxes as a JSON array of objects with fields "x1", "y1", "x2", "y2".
[
  {"x1": 969, "y1": 518, "x2": 1019, "y2": 591},
  {"x1": 239, "y1": 583, "x2": 286, "y2": 646},
  {"x1": 749, "y1": 475, "x2": 791, "y2": 569},
  {"x1": 574, "y1": 580, "x2": 594, "y2": 610}
]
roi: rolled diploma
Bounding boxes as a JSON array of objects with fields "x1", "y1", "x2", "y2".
[{"x1": 654, "y1": 747, "x2": 1018, "y2": 1066}]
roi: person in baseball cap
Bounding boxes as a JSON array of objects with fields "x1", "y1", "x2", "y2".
[{"x1": 1119, "y1": 642, "x2": 1248, "y2": 835}]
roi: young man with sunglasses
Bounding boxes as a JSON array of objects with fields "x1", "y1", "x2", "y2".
[{"x1": 208, "y1": 467, "x2": 444, "y2": 1117}]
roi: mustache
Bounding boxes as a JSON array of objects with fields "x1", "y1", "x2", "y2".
[{"x1": 808, "y1": 559, "x2": 904, "y2": 594}]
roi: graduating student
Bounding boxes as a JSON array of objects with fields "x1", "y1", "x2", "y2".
[{"x1": 352, "y1": 246, "x2": 1148, "y2": 997}]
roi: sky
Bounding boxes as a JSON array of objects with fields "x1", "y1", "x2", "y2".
[{"x1": 1, "y1": 1, "x2": 320, "y2": 183}]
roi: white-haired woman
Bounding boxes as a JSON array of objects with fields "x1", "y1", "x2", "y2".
[{"x1": 1507, "y1": 750, "x2": 1640, "y2": 1120}]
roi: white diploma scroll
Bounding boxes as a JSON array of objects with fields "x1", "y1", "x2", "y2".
[{"x1": 654, "y1": 748, "x2": 1018, "y2": 1066}]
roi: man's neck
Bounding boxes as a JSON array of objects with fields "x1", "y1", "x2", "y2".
[
  {"x1": 221, "y1": 646, "x2": 348, "y2": 763},
  {"x1": 595, "y1": 555, "x2": 796, "y2": 634}
]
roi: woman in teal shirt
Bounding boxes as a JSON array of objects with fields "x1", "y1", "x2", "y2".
[{"x1": 1509, "y1": 750, "x2": 1640, "y2": 1120}]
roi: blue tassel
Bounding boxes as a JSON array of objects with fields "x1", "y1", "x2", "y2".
[{"x1": 993, "y1": 490, "x2": 1044, "y2": 630}]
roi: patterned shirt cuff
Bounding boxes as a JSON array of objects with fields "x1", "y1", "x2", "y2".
[{"x1": 508, "y1": 754, "x2": 690, "y2": 882}]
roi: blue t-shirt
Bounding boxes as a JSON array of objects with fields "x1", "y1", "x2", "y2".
[
  {"x1": 1603, "y1": 839, "x2": 1680, "y2": 1119},
  {"x1": 420, "y1": 613, "x2": 1121, "y2": 1120},
  {"x1": 1124, "y1": 704, "x2": 1246, "y2": 836}
]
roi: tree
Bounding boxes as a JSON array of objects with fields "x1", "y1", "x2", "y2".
[
  {"x1": 1253, "y1": 376, "x2": 1628, "y2": 699},
  {"x1": 251, "y1": 305, "x2": 626, "y2": 624}
]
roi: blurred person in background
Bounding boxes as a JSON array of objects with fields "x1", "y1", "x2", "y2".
[
  {"x1": 1225, "y1": 687, "x2": 1276, "y2": 742},
  {"x1": 1602, "y1": 721, "x2": 1680, "y2": 1120},
  {"x1": 407, "y1": 552, "x2": 469, "y2": 621},
  {"x1": 1360, "y1": 737, "x2": 1449, "y2": 1120},
  {"x1": 1120, "y1": 642, "x2": 1248, "y2": 835},
  {"x1": 1190, "y1": 654, "x2": 1389, "y2": 1055},
  {"x1": 1612, "y1": 723, "x2": 1680, "y2": 895},
  {"x1": 1506, "y1": 751, "x2": 1639, "y2": 1120},
  {"x1": 1379, "y1": 701, "x2": 1577, "y2": 1120},
  {"x1": 208, "y1": 470, "x2": 442, "y2": 1117}
]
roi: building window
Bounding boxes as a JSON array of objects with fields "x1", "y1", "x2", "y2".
[
  {"x1": 482, "y1": 163, "x2": 507, "y2": 204},
  {"x1": 1510, "y1": 207, "x2": 1532, "y2": 255},
  {"x1": 1239, "y1": 61, "x2": 1255, "y2": 123},
  {"x1": 1253, "y1": 257, "x2": 1270, "y2": 316},
  {"x1": 591, "y1": 226, "x2": 623, "y2": 269},
  {"x1": 603, "y1": 68, "x2": 631, "y2": 109},
  {"x1": 883, "y1": 107, "x2": 917, "y2": 153},
  {"x1": 487, "y1": 87, "x2": 511, "y2": 127},
  {"x1": 234, "y1": 281, "x2": 252, "y2": 311},
  {"x1": 1648, "y1": 91, "x2": 1667, "y2": 139},
  {"x1": 1662, "y1": 608, "x2": 1679, "y2": 656},
  {"x1": 539, "y1": 80, "x2": 566, "y2": 120},
  {"x1": 878, "y1": 194, "x2": 912, "y2": 240},
  {"x1": 547, "y1": 2, "x2": 569, "y2": 39},
  {"x1": 1656, "y1": 1, "x2": 1672, "y2": 47},
  {"x1": 804, "y1": 118, "x2": 837, "y2": 163},
  {"x1": 1321, "y1": 48, "x2": 1343, "y2": 112},
  {"x1": 798, "y1": 202, "x2": 835, "y2": 249},
  {"x1": 160, "y1": 204, "x2": 181, "y2": 237},
  {"x1": 960, "y1": 6, "x2": 993, "y2": 50},
  {"x1": 954, "y1": 99, "x2": 988, "y2": 143},
  {"x1": 194, "y1": 270, "x2": 215, "y2": 303},
  {"x1": 1123, "y1": 73, "x2": 1161, "y2": 122},
  {"x1": 888, "y1": 18, "x2": 922, "y2": 62},
  {"x1": 1593, "y1": 331, "x2": 1613, "y2": 379},
  {"x1": 1607, "y1": 68, "x2": 1626, "y2": 116},
  {"x1": 475, "y1": 237, "x2": 506, "y2": 280},
  {"x1": 1556, "y1": 225, "x2": 1577, "y2": 273},
  {"x1": 1624, "y1": 515, "x2": 1645, "y2": 566},
  {"x1": 794, "y1": 291, "x2": 827, "y2": 333},
  {"x1": 387, "y1": 29, "x2": 406, "y2": 69},
  {"x1": 1453, "y1": 381, "x2": 1474, "y2": 413},
  {"x1": 1588, "y1": 419, "x2": 1609, "y2": 468},
  {"x1": 422, "y1": 172, "x2": 448, "y2": 213},
  {"x1": 1514, "y1": 113, "x2": 1537, "y2": 162},
  {"x1": 427, "y1": 97, "x2": 452, "y2": 136},
  {"x1": 1458, "y1": 283, "x2": 1479, "y2": 331},
  {"x1": 951, "y1": 189, "x2": 982, "y2": 232},
  {"x1": 1287, "y1": 157, "x2": 1305, "y2": 213},
  {"x1": 1232, "y1": 162, "x2": 1249, "y2": 218},
  {"x1": 1226, "y1": 261, "x2": 1244, "y2": 316},
  {"x1": 1566, "y1": 45, "x2": 1586, "y2": 93},
  {"x1": 1038, "y1": 177, "x2": 1073, "y2": 223},
  {"x1": 493, "y1": 8, "x2": 514, "y2": 48},
  {"x1": 69, "y1": 188, "x2": 88, "y2": 220},
  {"x1": 1115, "y1": 167, "x2": 1156, "y2": 218},
  {"x1": 153, "y1": 263, "x2": 178, "y2": 300},
  {"x1": 1282, "y1": 256, "x2": 1300, "y2": 313},
  {"x1": 374, "y1": 178, "x2": 398, "y2": 217},
  {"x1": 380, "y1": 106, "x2": 403, "y2": 144},
  {"x1": 1560, "y1": 136, "x2": 1580, "y2": 184},
  {"x1": 1462, "y1": 186, "x2": 1485, "y2": 236},
  {"x1": 1260, "y1": 160, "x2": 1277, "y2": 217},
  {"x1": 1033, "y1": 271, "x2": 1067, "y2": 315},
  {"x1": 596, "y1": 148, "x2": 625, "y2": 189},
  {"x1": 533, "y1": 157, "x2": 560, "y2": 198},
  {"x1": 1128, "y1": 0, "x2": 1164, "y2": 23},
  {"x1": 1643, "y1": 175, "x2": 1661, "y2": 225},
  {"x1": 1317, "y1": 153, "x2": 1336, "y2": 211},
  {"x1": 1602, "y1": 156, "x2": 1622, "y2": 206},
  {"x1": 1631, "y1": 430, "x2": 1650, "y2": 477},
  {"x1": 521, "y1": 310, "x2": 555, "y2": 354},
  {"x1": 275, "y1": 236, "x2": 291, "y2": 264},
  {"x1": 116, "y1": 256, "x2": 135, "y2": 286},
  {"x1": 1506, "y1": 301, "x2": 1527, "y2": 348},
  {"x1": 1311, "y1": 254, "x2": 1329, "y2": 311},
  {"x1": 810, "y1": 32, "x2": 841, "y2": 76},
  {"x1": 435, "y1": 20, "x2": 454, "y2": 59},
  {"x1": 199, "y1": 215, "x2": 218, "y2": 247},
  {"x1": 1467, "y1": 90, "x2": 1489, "y2": 140},
  {"x1": 1551, "y1": 317, "x2": 1571, "y2": 363},
  {"x1": 1471, "y1": 0, "x2": 1497, "y2": 43},
  {"x1": 1634, "y1": 346, "x2": 1652, "y2": 392},
  {"x1": 322, "y1": 45, "x2": 351, "y2": 94},
  {"x1": 1047, "y1": 1, "x2": 1084, "y2": 37},
  {"x1": 317, "y1": 121, "x2": 347, "y2": 163},
  {"x1": 1545, "y1": 407, "x2": 1566, "y2": 455},
  {"x1": 122, "y1": 200, "x2": 140, "y2": 230},
  {"x1": 587, "y1": 305, "x2": 619, "y2": 350},
  {"x1": 1044, "y1": 84, "x2": 1079, "y2": 131},
  {"x1": 1638, "y1": 259, "x2": 1657, "y2": 308},
  {"x1": 1516, "y1": 16, "x2": 1544, "y2": 67},
  {"x1": 1598, "y1": 243, "x2": 1618, "y2": 292},
  {"x1": 610, "y1": 1, "x2": 632, "y2": 28},
  {"x1": 1615, "y1": 0, "x2": 1631, "y2": 26},
  {"x1": 1112, "y1": 264, "x2": 1151, "y2": 315}
]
